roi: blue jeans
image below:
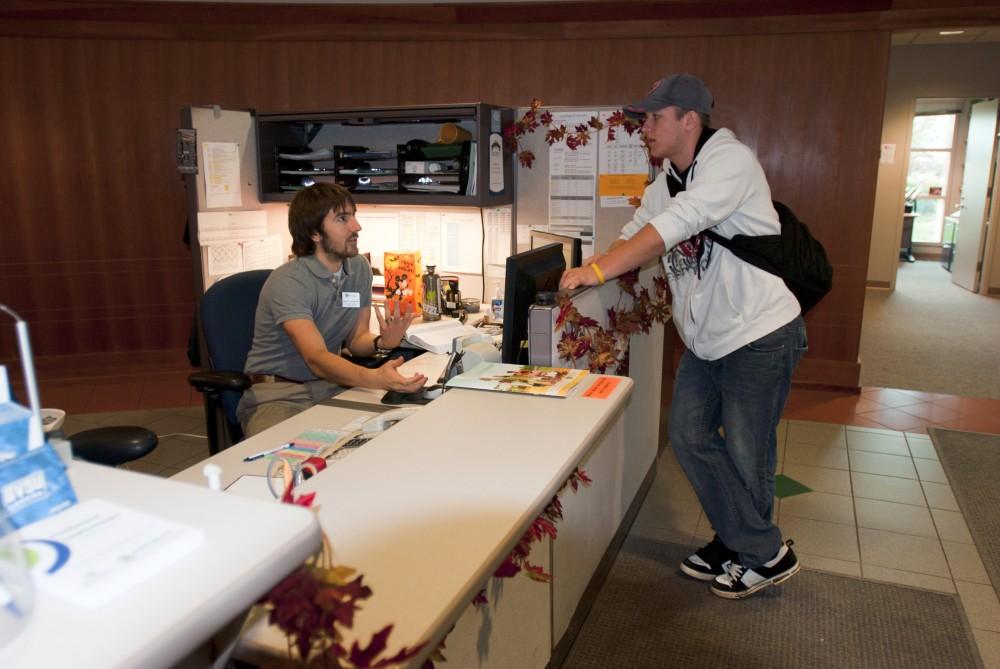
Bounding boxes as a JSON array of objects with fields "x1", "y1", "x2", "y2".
[{"x1": 669, "y1": 315, "x2": 808, "y2": 569}]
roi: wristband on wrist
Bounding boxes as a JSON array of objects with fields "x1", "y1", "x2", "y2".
[
  {"x1": 373, "y1": 335, "x2": 393, "y2": 354},
  {"x1": 590, "y1": 262, "x2": 606, "y2": 285}
]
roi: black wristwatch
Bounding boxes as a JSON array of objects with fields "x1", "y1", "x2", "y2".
[{"x1": 373, "y1": 335, "x2": 393, "y2": 355}]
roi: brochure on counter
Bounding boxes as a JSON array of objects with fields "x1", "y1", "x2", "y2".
[
  {"x1": 445, "y1": 362, "x2": 587, "y2": 398},
  {"x1": 20, "y1": 498, "x2": 204, "y2": 608}
]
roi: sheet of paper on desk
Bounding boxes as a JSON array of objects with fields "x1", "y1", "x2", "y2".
[
  {"x1": 19, "y1": 499, "x2": 204, "y2": 609},
  {"x1": 399, "y1": 351, "x2": 451, "y2": 385},
  {"x1": 225, "y1": 474, "x2": 276, "y2": 501}
]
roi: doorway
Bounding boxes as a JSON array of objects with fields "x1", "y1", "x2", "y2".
[{"x1": 898, "y1": 97, "x2": 999, "y2": 293}]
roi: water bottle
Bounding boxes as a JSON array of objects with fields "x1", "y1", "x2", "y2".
[
  {"x1": 491, "y1": 285, "x2": 504, "y2": 322},
  {"x1": 422, "y1": 265, "x2": 442, "y2": 321},
  {"x1": 0, "y1": 514, "x2": 33, "y2": 654}
]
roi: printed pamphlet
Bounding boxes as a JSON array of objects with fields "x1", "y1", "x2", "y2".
[{"x1": 445, "y1": 362, "x2": 587, "y2": 398}]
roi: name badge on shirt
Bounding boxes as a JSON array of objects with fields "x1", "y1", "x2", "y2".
[{"x1": 342, "y1": 291, "x2": 361, "y2": 308}]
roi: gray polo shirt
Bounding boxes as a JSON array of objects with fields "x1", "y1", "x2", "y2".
[{"x1": 244, "y1": 253, "x2": 373, "y2": 381}]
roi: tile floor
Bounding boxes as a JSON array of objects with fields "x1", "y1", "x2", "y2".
[
  {"x1": 632, "y1": 418, "x2": 1000, "y2": 667},
  {"x1": 46, "y1": 364, "x2": 1000, "y2": 667}
]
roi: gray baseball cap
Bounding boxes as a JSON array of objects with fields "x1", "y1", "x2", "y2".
[{"x1": 625, "y1": 74, "x2": 714, "y2": 118}]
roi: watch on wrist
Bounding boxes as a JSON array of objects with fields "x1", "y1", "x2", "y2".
[{"x1": 373, "y1": 335, "x2": 393, "y2": 355}]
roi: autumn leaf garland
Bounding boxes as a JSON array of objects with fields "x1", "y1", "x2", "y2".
[
  {"x1": 502, "y1": 99, "x2": 642, "y2": 168},
  {"x1": 487, "y1": 467, "x2": 593, "y2": 590},
  {"x1": 258, "y1": 491, "x2": 426, "y2": 668},
  {"x1": 555, "y1": 268, "x2": 671, "y2": 376}
]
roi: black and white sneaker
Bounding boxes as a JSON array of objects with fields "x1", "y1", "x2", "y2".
[
  {"x1": 710, "y1": 540, "x2": 800, "y2": 599},
  {"x1": 680, "y1": 535, "x2": 738, "y2": 581}
]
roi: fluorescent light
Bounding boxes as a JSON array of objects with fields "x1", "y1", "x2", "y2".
[{"x1": 938, "y1": 30, "x2": 965, "y2": 36}]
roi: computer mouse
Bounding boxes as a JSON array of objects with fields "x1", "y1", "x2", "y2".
[{"x1": 422, "y1": 385, "x2": 444, "y2": 400}]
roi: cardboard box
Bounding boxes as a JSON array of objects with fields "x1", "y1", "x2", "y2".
[{"x1": 0, "y1": 401, "x2": 32, "y2": 464}]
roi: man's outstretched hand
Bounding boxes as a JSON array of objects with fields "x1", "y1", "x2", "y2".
[{"x1": 376, "y1": 355, "x2": 427, "y2": 393}]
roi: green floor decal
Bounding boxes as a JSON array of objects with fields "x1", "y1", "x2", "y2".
[{"x1": 775, "y1": 474, "x2": 812, "y2": 498}]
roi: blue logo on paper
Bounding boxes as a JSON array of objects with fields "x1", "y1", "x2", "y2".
[{"x1": 22, "y1": 539, "x2": 71, "y2": 574}]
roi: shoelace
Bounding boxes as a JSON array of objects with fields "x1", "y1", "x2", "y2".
[{"x1": 721, "y1": 560, "x2": 744, "y2": 581}]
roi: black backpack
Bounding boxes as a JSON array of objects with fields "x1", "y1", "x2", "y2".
[
  {"x1": 702, "y1": 201, "x2": 833, "y2": 313},
  {"x1": 665, "y1": 128, "x2": 833, "y2": 313}
]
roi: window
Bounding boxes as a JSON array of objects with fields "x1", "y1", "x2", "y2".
[{"x1": 906, "y1": 112, "x2": 957, "y2": 244}]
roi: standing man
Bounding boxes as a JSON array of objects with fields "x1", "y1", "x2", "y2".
[
  {"x1": 237, "y1": 183, "x2": 426, "y2": 437},
  {"x1": 560, "y1": 74, "x2": 807, "y2": 599}
]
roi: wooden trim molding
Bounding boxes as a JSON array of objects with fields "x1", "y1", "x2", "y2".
[
  {"x1": 3, "y1": 0, "x2": 996, "y2": 42},
  {"x1": 794, "y1": 357, "x2": 862, "y2": 389}
]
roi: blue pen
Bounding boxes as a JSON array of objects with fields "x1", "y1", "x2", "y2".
[{"x1": 243, "y1": 443, "x2": 292, "y2": 462}]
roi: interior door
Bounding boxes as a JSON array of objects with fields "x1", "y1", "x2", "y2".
[{"x1": 952, "y1": 98, "x2": 999, "y2": 292}]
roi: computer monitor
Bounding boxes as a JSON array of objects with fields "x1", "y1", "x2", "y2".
[
  {"x1": 529, "y1": 229, "x2": 583, "y2": 269},
  {"x1": 501, "y1": 243, "x2": 566, "y2": 365}
]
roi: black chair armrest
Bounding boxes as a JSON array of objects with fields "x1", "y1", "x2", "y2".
[{"x1": 188, "y1": 370, "x2": 252, "y2": 393}]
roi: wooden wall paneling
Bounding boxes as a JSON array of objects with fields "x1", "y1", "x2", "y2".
[
  {"x1": 1, "y1": 19, "x2": 892, "y2": 391},
  {"x1": 1, "y1": 36, "x2": 195, "y2": 359}
]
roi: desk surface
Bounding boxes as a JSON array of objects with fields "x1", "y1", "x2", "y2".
[
  {"x1": 173, "y1": 375, "x2": 633, "y2": 665},
  {"x1": 12, "y1": 461, "x2": 321, "y2": 669}
]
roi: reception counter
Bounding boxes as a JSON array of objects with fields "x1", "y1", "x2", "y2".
[{"x1": 172, "y1": 270, "x2": 664, "y2": 668}]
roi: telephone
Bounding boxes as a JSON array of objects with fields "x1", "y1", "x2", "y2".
[{"x1": 361, "y1": 407, "x2": 419, "y2": 434}]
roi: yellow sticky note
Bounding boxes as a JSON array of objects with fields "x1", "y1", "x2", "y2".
[{"x1": 598, "y1": 174, "x2": 647, "y2": 197}]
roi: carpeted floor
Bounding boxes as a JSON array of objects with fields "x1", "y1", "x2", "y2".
[
  {"x1": 860, "y1": 261, "x2": 1000, "y2": 398},
  {"x1": 930, "y1": 428, "x2": 1000, "y2": 593},
  {"x1": 562, "y1": 537, "x2": 981, "y2": 669}
]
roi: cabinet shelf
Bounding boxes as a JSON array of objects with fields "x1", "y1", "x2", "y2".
[{"x1": 256, "y1": 103, "x2": 514, "y2": 207}]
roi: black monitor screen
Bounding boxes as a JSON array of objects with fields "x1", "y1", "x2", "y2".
[
  {"x1": 501, "y1": 243, "x2": 566, "y2": 365},
  {"x1": 529, "y1": 229, "x2": 583, "y2": 269}
]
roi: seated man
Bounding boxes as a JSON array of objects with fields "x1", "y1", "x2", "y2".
[{"x1": 237, "y1": 183, "x2": 427, "y2": 437}]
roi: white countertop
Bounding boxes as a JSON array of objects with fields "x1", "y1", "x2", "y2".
[
  {"x1": 173, "y1": 374, "x2": 633, "y2": 665},
  {"x1": 11, "y1": 461, "x2": 322, "y2": 668}
]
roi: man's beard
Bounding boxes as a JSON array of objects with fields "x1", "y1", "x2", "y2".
[{"x1": 319, "y1": 231, "x2": 358, "y2": 259}]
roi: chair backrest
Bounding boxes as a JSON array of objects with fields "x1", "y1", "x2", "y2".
[{"x1": 200, "y1": 269, "x2": 271, "y2": 433}]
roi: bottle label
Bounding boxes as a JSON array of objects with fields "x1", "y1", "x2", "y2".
[
  {"x1": 491, "y1": 298, "x2": 504, "y2": 321},
  {"x1": 422, "y1": 273, "x2": 441, "y2": 321}
]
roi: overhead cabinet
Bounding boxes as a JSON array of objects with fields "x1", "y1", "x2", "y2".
[{"x1": 256, "y1": 103, "x2": 514, "y2": 207}]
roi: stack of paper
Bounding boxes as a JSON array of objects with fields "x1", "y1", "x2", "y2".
[{"x1": 404, "y1": 320, "x2": 481, "y2": 354}]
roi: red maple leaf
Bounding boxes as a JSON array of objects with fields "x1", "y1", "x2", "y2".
[
  {"x1": 569, "y1": 468, "x2": 592, "y2": 492},
  {"x1": 348, "y1": 624, "x2": 391, "y2": 667},
  {"x1": 617, "y1": 268, "x2": 640, "y2": 295},
  {"x1": 555, "y1": 299, "x2": 577, "y2": 328},
  {"x1": 494, "y1": 557, "x2": 522, "y2": 578},
  {"x1": 523, "y1": 562, "x2": 552, "y2": 582},
  {"x1": 518, "y1": 150, "x2": 535, "y2": 168},
  {"x1": 545, "y1": 125, "x2": 567, "y2": 145}
]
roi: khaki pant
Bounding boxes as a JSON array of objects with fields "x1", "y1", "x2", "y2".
[{"x1": 237, "y1": 379, "x2": 341, "y2": 438}]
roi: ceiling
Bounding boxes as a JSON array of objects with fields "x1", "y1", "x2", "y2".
[{"x1": 891, "y1": 25, "x2": 1000, "y2": 45}]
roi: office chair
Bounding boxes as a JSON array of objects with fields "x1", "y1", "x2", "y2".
[{"x1": 188, "y1": 269, "x2": 271, "y2": 455}]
